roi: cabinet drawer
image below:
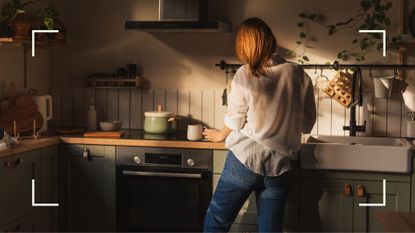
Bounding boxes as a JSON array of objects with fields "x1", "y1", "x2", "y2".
[
  {"x1": 63, "y1": 145, "x2": 105, "y2": 157},
  {"x1": 213, "y1": 150, "x2": 227, "y2": 174},
  {"x1": 0, "y1": 150, "x2": 41, "y2": 226}
]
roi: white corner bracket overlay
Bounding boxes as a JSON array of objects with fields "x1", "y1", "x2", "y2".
[
  {"x1": 31, "y1": 30, "x2": 59, "y2": 57},
  {"x1": 358, "y1": 30, "x2": 387, "y2": 57},
  {"x1": 358, "y1": 179, "x2": 386, "y2": 207},
  {"x1": 32, "y1": 179, "x2": 59, "y2": 207}
]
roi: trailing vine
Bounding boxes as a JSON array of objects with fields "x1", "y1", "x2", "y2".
[{"x1": 288, "y1": 0, "x2": 402, "y2": 63}]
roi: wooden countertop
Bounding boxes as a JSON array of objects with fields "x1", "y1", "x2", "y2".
[
  {"x1": 0, "y1": 137, "x2": 61, "y2": 159},
  {"x1": 60, "y1": 137, "x2": 227, "y2": 150},
  {"x1": 0, "y1": 134, "x2": 226, "y2": 159}
]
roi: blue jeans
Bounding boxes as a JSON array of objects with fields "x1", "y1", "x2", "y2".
[{"x1": 204, "y1": 150, "x2": 290, "y2": 233}]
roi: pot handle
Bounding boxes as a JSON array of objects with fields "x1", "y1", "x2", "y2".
[{"x1": 168, "y1": 116, "x2": 181, "y2": 122}]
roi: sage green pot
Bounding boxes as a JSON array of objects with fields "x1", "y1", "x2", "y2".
[{"x1": 144, "y1": 111, "x2": 177, "y2": 134}]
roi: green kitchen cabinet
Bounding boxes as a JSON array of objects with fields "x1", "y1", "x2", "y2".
[
  {"x1": 0, "y1": 150, "x2": 41, "y2": 226},
  {"x1": 39, "y1": 146, "x2": 59, "y2": 232},
  {"x1": 59, "y1": 144, "x2": 116, "y2": 232},
  {"x1": 299, "y1": 178, "x2": 354, "y2": 232},
  {"x1": 299, "y1": 170, "x2": 411, "y2": 232},
  {"x1": 353, "y1": 180, "x2": 410, "y2": 232},
  {"x1": 0, "y1": 146, "x2": 58, "y2": 231},
  {"x1": 0, "y1": 210, "x2": 42, "y2": 232}
]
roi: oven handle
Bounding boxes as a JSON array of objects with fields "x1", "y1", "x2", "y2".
[{"x1": 122, "y1": 170, "x2": 203, "y2": 179}]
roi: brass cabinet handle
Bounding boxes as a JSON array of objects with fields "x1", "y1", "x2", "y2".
[
  {"x1": 343, "y1": 184, "x2": 352, "y2": 196},
  {"x1": 4, "y1": 158, "x2": 23, "y2": 169},
  {"x1": 357, "y1": 185, "x2": 366, "y2": 197}
]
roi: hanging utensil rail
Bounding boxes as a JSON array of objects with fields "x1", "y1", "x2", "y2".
[{"x1": 215, "y1": 60, "x2": 415, "y2": 71}]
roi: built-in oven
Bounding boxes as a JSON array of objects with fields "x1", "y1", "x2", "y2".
[{"x1": 116, "y1": 147, "x2": 212, "y2": 232}]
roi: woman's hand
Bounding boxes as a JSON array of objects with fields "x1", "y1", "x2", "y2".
[{"x1": 202, "y1": 127, "x2": 231, "y2": 142}]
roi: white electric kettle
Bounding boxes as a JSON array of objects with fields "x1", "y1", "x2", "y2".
[{"x1": 33, "y1": 95, "x2": 53, "y2": 133}]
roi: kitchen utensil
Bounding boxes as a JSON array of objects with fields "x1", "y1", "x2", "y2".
[
  {"x1": 84, "y1": 131, "x2": 124, "y2": 138},
  {"x1": 187, "y1": 124, "x2": 203, "y2": 141},
  {"x1": 324, "y1": 71, "x2": 353, "y2": 107},
  {"x1": 373, "y1": 76, "x2": 394, "y2": 99},
  {"x1": 144, "y1": 105, "x2": 177, "y2": 134},
  {"x1": 407, "y1": 112, "x2": 415, "y2": 138},
  {"x1": 100, "y1": 121, "x2": 121, "y2": 131},
  {"x1": 403, "y1": 85, "x2": 415, "y2": 111},
  {"x1": 313, "y1": 73, "x2": 330, "y2": 92},
  {"x1": 33, "y1": 95, "x2": 53, "y2": 133}
]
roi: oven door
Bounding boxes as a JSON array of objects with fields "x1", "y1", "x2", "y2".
[{"x1": 116, "y1": 166, "x2": 212, "y2": 232}]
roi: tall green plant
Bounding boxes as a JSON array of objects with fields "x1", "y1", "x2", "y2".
[{"x1": 288, "y1": 0, "x2": 402, "y2": 63}]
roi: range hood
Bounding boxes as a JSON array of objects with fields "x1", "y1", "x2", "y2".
[{"x1": 125, "y1": 0, "x2": 231, "y2": 32}]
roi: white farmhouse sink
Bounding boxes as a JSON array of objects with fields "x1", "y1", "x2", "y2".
[{"x1": 301, "y1": 135, "x2": 414, "y2": 173}]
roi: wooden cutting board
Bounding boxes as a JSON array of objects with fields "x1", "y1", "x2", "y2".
[
  {"x1": 83, "y1": 131, "x2": 124, "y2": 138},
  {"x1": 0, "y1": 95, "x2": 43, "y2": 135}
]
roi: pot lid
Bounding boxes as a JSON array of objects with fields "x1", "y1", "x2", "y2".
[{"x1": 144, "y1": 111, "x2": 174, "y2": 117}]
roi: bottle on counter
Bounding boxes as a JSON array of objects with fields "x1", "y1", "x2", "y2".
[
  {"x1": 407, "y1": 112, "x2": 415, "y2": 138},
  {"x1": 87, "y1": 98, "x2": 97, "y2": 131}
]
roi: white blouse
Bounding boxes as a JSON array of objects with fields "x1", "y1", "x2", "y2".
[{"x1": 224, "y1": 55, "x2": 316, "y2": 176}]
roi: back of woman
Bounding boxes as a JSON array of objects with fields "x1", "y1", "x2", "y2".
[
  {"x1": 229, "y1": 61, "x2": 314, "y2": 156},
  {"x1": 203, "y1": 17, "x2": 316, "y2": 233}
]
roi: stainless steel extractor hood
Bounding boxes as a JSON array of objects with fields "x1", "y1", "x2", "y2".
[{"x1": 125, "y1": 0, "x2": 231, "y2": 32}]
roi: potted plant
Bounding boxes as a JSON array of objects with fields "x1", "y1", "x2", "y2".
[
  {"x1": 33, "y1": 6, "x2": 66, "y2": 42},
  {"x1": 2, "y1": 0, "x2": 39, "y2": 39}
]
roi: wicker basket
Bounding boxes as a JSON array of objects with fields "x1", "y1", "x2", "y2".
[{"x1": 324, "y1": 71, "x2": 353, "y2": 108}]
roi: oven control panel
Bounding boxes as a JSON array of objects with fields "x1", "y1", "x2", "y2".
[{"x1": 116, "y1": 147, "x2": 213, "y2": 170}]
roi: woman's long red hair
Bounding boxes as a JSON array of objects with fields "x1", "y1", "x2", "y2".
[{"x1": 236, "y1": 18, "x2": 277, "y2": 77}]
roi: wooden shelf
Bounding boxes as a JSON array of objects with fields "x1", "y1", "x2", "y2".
[
  {"x1": 87, "y1": 76, "x2": 148, "y2": 89},
  {"x1": 0, "y1": 37, "x2": 66, "y2": 46}
]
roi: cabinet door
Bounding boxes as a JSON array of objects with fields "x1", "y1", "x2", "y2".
[
  {"x1": 62, "y1": 145, "x2": 116, "y2": 232},
  {"x1": 299, "y1": 178, "x2": 354, "y2": 232},
  {"x1": 0, "y1": 150, "x2": 41, "y2": 226},
  {"x1": 39, "y1": 146, "x2": 58, "y2": 232},
  {"x1": 0, "y1": 210, "x2": 42, "y2": 232},
  {"x1": 353, "y1": 180, "x2": 410, "y2": 232},
  {"x1": 284, "y1": 177, "x2": 300, "y2": 232}
]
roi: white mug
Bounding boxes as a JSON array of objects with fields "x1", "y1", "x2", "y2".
[{"x1": 187, "y1": 124, "x2": 203, "y2": 141}]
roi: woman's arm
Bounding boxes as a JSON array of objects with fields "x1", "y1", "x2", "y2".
[{"x1": 202, "y1": 127, "x2": 232, "y2": 142}]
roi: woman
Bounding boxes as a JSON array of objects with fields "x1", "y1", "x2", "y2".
[{"x1": 202, "y1": 17, "x2": 316, "y2": 233}]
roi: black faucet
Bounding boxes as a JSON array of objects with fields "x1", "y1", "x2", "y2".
[{"x1": 343, "y1": 67, "x2": 366, "y2": 136}]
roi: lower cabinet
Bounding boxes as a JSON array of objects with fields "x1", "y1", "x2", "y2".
[
  {"x1": 299, "y1": 173, "x2": 411, "y2": 232},
  {"x1": 213, "y1": 150, "x2": 412, "y2": 233},
  {"x1": 0, "y1": 145, "x2": 58, "y2": 232},
  {"x1": 0, "y1": 210, "x2": 42, "y2": 232},
  {"x1": 58, "y1": 144, "x2": 116, "y2": 232},
  {"x1": 299, "y1": 178, "x2": 354, "y2": 232},
  {"x1": 353, "y1": 180, "x2": 410, "y2": 232}
]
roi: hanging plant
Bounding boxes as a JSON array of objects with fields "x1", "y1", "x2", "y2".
[{"x1": 288, "y1": 0, "x2": 402, "y2": 63}]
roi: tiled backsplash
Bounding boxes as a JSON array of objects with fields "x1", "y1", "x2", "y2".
[
  {"x1": 50, "y1": 87, "x2": 410, "y2": 137},
  {"x1": 50, "y1": 88, "x2": 226, "y2": 131}
]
